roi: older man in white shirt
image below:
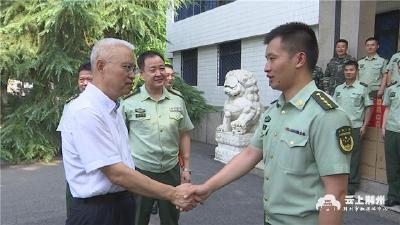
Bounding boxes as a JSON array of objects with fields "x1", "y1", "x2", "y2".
[{"x1": 57, "y1": 38, "x2": 195, "y2": 225}]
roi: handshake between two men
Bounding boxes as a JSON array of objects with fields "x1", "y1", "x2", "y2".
[{"x1": 172, "y1": 182, "x2": 214, "y2": 211}]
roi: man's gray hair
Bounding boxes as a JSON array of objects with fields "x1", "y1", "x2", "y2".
[{"x1": 90, "y1": 38, "x2": 135, "y2": 69}]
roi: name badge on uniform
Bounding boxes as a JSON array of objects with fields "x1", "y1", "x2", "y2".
[
  {"x1": 135, "y1": 113, "x2": 146, "y2": 118},
  {"x1": 135, "y1": 108, "x2": 146, "y2": 118},
  {"x1": 336, "y1": 126, "x2": 354, "y2": 154},
  {"x1": 170, "y1": 107, "x2": 182, "y2": 112}
]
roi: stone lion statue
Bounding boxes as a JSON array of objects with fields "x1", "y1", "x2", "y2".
[{"x1": 217, "y1": 70, "x2": 261, "y2": 135}]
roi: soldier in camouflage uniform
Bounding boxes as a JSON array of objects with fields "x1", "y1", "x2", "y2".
[
  {"x1": 324, "y1": 39, "x2": 355, "y2": 95},
  {"x1": 312, "y1": 65, "x2": 329, "y2": 92}
]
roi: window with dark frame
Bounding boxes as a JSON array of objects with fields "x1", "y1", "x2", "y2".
[
  {"x1": 181, "y1": 49, "x2": 198, "y2": 86},
  {"x1": 218, "y1": 40, "x2": 241, "y2": 86},
  {"x1": 175, "y1": 0, "x2": 235, "y2": 22}
]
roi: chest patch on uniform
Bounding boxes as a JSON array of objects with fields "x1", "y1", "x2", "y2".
[
  {"x1": 135, "y1": 113, "x2": 146, "y2": 118},
  {"x1": 336, "y1": 92, "x2": 341, "y2": 97},
  {"x1": 390, "y1": 92, "x2": 396, "y2": 97},
  {"x1": 170, "y1": 107, "x2": 182, "y2": 112},
  {"x1": 135, "y1": 108, "x2": 146, "y2": 113},
  {"x1": 312, "y1": 91, "x2": 338, "y2": 110},
  {"x1": 359, "y1": 64, "x2": 364, "y2": 69},
  {"x1": 336, "y1": 126, "x2": 354, "y2": 154},
  {"x1": 285, "y1": 127, "x2": 306, "y2": 136}
]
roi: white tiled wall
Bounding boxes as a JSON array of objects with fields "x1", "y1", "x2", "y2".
[
  {"x1": 168, "y1": 0, "x2": 320, "y2": 106},
  {"x1": 167, "y1": 0, "x2": 319, "y2": 53}
]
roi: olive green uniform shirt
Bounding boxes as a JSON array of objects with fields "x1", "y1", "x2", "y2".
[
  {"x1": 386, "y1": 52, "x2": 400, "y2": 83},
  {"x1": 121, "y1": 86, "x2": 194, "y2": 173},
  {"x1": 334, "y1": 80, "x2": 373, "y2": 128},
  {"x1": 358, "y1": 54, "x2": 388, "y2": 91},
  {"x1": 250, "y1": 81, "x2": 351, "y2": 225},
  {"x1": 383, "y1": 82, "x2": 400, "y2": 133}
]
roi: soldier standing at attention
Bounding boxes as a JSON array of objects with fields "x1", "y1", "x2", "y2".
[
  {"x1": 333, "y1": 60, "x2": 373, "y2": 195},
  {"x1": 121, "y1": 51, "x2": 194, "y2": 225},
  {"x1": 382, "y1": 80, "x2": 400, "y2": 207},
  {"x1": 386, "y1": 51, "x2": 400, "y2": 83},
  {"x1": 358, "y1": 37, "x2": 388, "y2": 98},
  {"x1": 190, "y1": 22, "x2": 353, "y2": 225},
  {"x1": 325, "y1": 39, "x2": 355, "y2": 95}
]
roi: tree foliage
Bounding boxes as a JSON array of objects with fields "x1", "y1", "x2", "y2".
[{"x1": 0, "y1": 0, "x2": 186, "y2": 163}]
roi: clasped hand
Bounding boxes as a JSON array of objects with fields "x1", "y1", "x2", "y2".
[{"x1": 172, "y1": 183, "x2": 213, "y2": 212}]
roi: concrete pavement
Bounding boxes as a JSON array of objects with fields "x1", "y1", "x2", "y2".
[{"x1": 1, "y1": 141, "x2": 399, "y2": 225}]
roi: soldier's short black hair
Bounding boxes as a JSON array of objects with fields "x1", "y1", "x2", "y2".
[
  {"x1": 344, "y1": 60, "x2": 358, "y2": 70},
  {"x1": 264, "y1": 22, "x2": 318, "y2": 72},
  {"x1": 78, "y1": 62, "x2": 91, "y2": 74},
  {"x1": 365, "y1": 37, "x2": 379, "y2": 45},
  {"x1": 137, "y1": 50, "x2": 165, "y2": 71},
  {"x1": 165, "y1": 64, "x2": 173, "y2": 70},
  {"x1": 336, "y1": 39, "x2": 348, "y2": 47}
]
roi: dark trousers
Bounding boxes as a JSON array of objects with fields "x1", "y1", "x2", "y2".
[
  {"x1": 348, "y1": 128, "x2": 362, "y2": 193},
  {"x1": 66, "y1": 191, "x2": 135, "y2": 225},
  {"x1": 66, "y1": 182, "x2": 72, "y2": 217},
  {"x1": 135, "y1": 164, "x2": 180, "y2": 225},
  {"x1": 384, "y1": 130, "x2": 400, "y2": 201}
]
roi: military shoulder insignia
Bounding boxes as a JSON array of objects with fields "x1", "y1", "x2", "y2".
[
  {"x1": 167, "y1": 88, "x2": 184, "y2": 99},
  {"x1": 122, "y1": 87, "x2": 140, "y2": 100},
  {"x1": 336, "y1": 126, "x2": 354, "y2": 154},
  {"x1": 388, "y1": 81, "x2": 398, "y2": 87},
  {"x1": 359, "y1": 82, "x2": 368, "y2": 87},
  {"x1": 66, "y1": 93, "x2": 79, "y2": 104},
  {"x1": 312, "y1": 91, "x2": 338, "y2": 110}
]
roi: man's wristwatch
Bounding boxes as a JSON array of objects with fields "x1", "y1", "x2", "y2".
[{"x1": 183, "y1": 168, "x2": 192, "y2": 174}]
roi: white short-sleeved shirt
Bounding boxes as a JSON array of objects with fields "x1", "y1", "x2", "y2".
[{"x1": 57, "y1": 83, "x2": 135, "y2": 198}]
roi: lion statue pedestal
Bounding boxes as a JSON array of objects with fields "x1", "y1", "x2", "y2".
[{"x1": 215, "y1": 70, "x2": 263, "y2": 169}]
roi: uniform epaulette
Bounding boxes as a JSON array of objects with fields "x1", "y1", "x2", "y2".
[
  {"x1": 311, "y1": 91, "x2": 338, "y2": 110},
  {"x1": 65, "y1": 93, "x2": 79, "y2": 104},
  {"x1": 167, "y1": 88, "x2": 184, "y2": 99},
  {"x1": 388, "y1": 80, "x2": 398, "y2": 87},
  {"x1": 122, "y1": 87, "x2": 140, "y2": 100},
  {"x1": 359, "y1": 82, "x2": 368, "y2": 87}
]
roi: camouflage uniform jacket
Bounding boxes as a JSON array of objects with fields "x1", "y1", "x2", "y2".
[
  {"x1": 312, "y1": 66, "x2": 328, "y2": 92},
  {"x1": 325, "y1": 54, "x2": 355, "y2": 95}
]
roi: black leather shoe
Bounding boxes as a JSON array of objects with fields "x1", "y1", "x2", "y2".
[{"x1": 384, "y1": 199, "x2": 400, "y2": 207}]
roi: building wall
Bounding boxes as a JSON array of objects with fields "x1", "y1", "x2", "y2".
[
  {"x1": 167, "y1": 0, "x2": 319, "y2": 53},
  {"x1": 168, "y1": 1, "x2": 320, "y2": 107},
  {"x1": 173, "y1": 35, "x2": 282, "y2": 107},
  {"x1": 241, "y1": 35, "x2": 280, "y2": 106}
]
